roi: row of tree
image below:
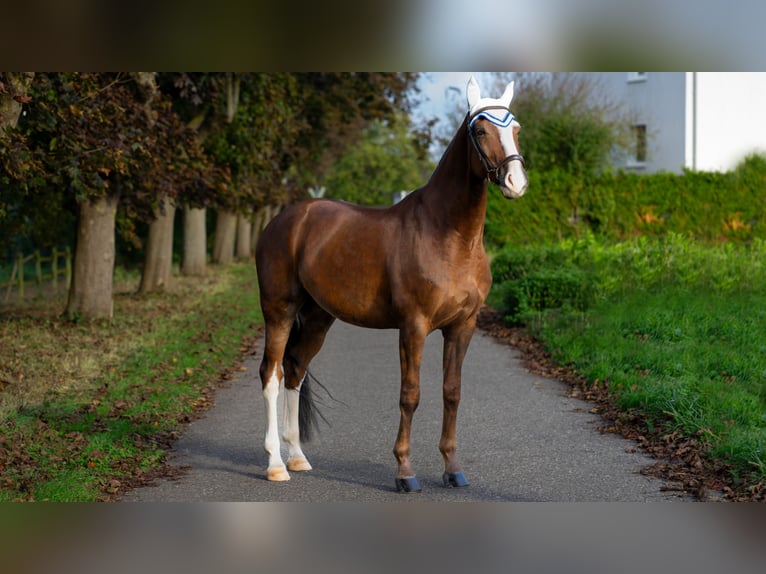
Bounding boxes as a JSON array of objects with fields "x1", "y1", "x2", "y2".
[{"x1": 0, "y1": 72, "x2": 421, "y2": 319}]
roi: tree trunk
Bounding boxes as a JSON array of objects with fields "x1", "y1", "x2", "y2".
[
  {"x1": 139, "y1": 199, "x2": 176, "y2": 293},
  {"x1": 182, "y1": 206, "x2": 207, "y2": 276},
  {"x1": 212, "y1": 210, "x2": 237, "y2": 264},
  {"x1": 66, "y1": 194, "x2": 119, "y2": 320},
  {"x1": 251, "y1": 204, "x2": 274, "y2": 250},
  {"x1": 235, "y1": 214, "x2": 252, "y2": 260},
  {"x1": 251, "y1": 207, "x2": 266, "y2": 252}
]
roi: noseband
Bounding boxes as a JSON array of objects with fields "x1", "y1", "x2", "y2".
[{"x1": 468, "y1": 105, "x2": 525, "y2": 183}]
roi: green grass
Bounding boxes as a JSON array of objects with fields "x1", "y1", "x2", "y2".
[
  {"x1": 0, "y1": 263, "x2": 263, "y2": 501},
  {"x1": 490, "y1": 234, "x2": 766, "y2": 492},
  {"x1": 537, "y1": 290, "x2": 766, "y2": 485}
]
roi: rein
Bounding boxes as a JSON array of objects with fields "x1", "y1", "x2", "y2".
[{"x1": 467, "y1": 106, "x2": 525, "y2": 183}]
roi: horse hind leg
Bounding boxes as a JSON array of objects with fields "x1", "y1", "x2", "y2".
[
  {"x1": 259, "y1": 318, "x2": 292, "y2": 482},
  {"x1": 261, "y1": 359, "x2": 290, "y2": 482},
  {"x1": 282, "y1": 300, "x2": 335, "y2": 473}
]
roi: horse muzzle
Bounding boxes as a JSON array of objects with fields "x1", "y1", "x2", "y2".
[{"x1": 500, "y1": 162, "x2": 528, "y2": 199}]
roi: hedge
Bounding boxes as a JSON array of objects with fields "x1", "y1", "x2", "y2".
[
  {"x1": 488, "y1": 233, "x2": 766, "y2": 324},
  {"x1": 485, "y1": 155, "x2": 766, "y2": 249}
]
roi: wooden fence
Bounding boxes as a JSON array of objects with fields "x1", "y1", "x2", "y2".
[{"x1": 1, "y1": 247, "x2": 72, "y2": 303}]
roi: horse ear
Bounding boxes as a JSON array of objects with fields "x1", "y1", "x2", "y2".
[
  {"x1": 501, "y1": 80, "x2": 515, "y2": 107},
  {"x1": 467, "y1": 75, "x2": 481, "y2": 110}
]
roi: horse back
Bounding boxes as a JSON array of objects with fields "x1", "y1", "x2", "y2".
[{"x1": 257, "y1": 196, "x2": 491, "y2": 331}]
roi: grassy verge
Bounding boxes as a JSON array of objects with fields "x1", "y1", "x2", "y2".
[
  {"x1": 537, "y1": 290, "x2": 766, "y2": 490},
  {"x1": 489, "y1": 235, "x2": 766, "y2": 497},
  {"x1": 0, "y1": 263, "x2": 262, "y2": 501}
]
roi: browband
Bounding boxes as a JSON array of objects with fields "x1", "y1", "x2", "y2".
[{"x1": 468, "y1": 105, "x2": 517, "y2": 129}]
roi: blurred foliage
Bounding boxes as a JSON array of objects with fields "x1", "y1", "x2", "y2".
[
  {"x1": 0, "y1": 72, "x2": 422, "y2": 258},
  {"x1": 0, "y1": 73, "x2": 217, "y2": 257},
  {"x1": 324, "y1": 112, "x2": 435, "y2": 206}
]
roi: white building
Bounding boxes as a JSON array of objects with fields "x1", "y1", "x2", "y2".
[{"x1": 594, "y1": 72, "x2": 766, "y2": 173}]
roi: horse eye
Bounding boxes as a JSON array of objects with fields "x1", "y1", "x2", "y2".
[{"x1": 475, "y1": 128, "x2": 486, "y2": 137}]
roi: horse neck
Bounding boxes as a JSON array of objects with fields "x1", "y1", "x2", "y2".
[{"x1": 423, "y1": 116, "x2": 488, "y2": 240}]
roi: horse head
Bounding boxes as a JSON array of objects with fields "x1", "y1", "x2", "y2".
[{"x1": 466, "y1": 75, "x2": 528, "y2": 199}]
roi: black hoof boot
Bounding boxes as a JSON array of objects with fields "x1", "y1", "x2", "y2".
[
  {"x1": 442, "y1": 471, "x2": 469, "y2": 488},
  {"x1": 395, "y1": 476, "x2": 422, "y2": 493}
]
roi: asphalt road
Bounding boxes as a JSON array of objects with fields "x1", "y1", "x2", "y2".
[{"x1": 123, "y1": 321, "x2": 685, "y2": 501}]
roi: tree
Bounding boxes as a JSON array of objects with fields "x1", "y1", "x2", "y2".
[
  {"x1": 289, "y1": 73, "x2": 421, "y2": 196},
  {"x1": 139, "y1": 199, "x2": 177, "y2": 293},
  {"x1": 181, "y1": 73, "x2": 303, "y2": 265},
  {"x1": 210, "y1": 73, "x2": 241, "y2": 265},
  {"x1": 0, "y1": 73, "x2": 33, "y2": 132},
  {"x1": 0, "y1": 73, "x2": 36, "y2": 257},
  {"x1": 157, "y1": 72, "x2": 227, "y2": 277},
  {"x1": 0, "y1": 73, "x2": 215, "y2": 318},
  {"x1": 324, "y1": 112, "x2": 434, "y2": 205},
  {"x1": 135, "y1": 72, "x2": 175, "y2": 294},
  {"x1": 430, "y1": 73, "x2": 630, "y2": 178},
  {"x1": 487, "y1": 72, "x2": 632, "y2": 177},
  {"x1": 176, "y1": 73, "x2": 422, "y2": 261}
]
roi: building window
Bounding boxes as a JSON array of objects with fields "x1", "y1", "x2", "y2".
[
  {"x1": 633, "y1": 124, "x2": 647, "y2": 164},
  {"x1": 627, "y1": 72, "x2": 648, "y2": 83}
]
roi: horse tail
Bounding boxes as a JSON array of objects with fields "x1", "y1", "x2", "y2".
[
  {"x1": 298, "y1": 368, "x2": 321, "y2": 443},
  {"x1": 286, "y1": 317, "x2": 329, "y2": 443}
]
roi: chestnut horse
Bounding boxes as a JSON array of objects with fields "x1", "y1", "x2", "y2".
[{"x1": 255, "y1": 76, "x2": 528, "y2": 492}]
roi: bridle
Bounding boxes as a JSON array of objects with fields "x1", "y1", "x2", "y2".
[{"x1": 467, "y1": 105, "x2": 525, "y2": 183}]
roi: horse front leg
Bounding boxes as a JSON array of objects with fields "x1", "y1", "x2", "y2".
[
  {"x1": 439, "y1": 317, "x2": 477, "y2": 488},
  {"x1": 393, "y1": 322, "x2": 427, "y2": 493}
]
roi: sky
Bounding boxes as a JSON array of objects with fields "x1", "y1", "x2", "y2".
[
  {"x1": 417, "y1": 72, "x2": 515, "y2": 120},
  {"x1": 414, "y1": 72, "x2": 470, "y2": 122},
  {"x1": 412, "y1": 72, "x2": 478, "y2": 158},
  {"x1": 414, "y1": 72, "x2": 522, "y2": 121}
]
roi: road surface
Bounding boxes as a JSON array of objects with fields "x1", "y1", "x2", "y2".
[{"x1": 124, "y1": 321, "x2": 685, "y2": 501}]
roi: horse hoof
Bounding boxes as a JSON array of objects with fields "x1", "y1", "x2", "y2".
[
  {"x1": 287, "y1": 457, "x2": 312, "y2": 472},
  {"x1": 442, "y1": 471, "x2": 469, "y2": 488},
  {"x1": 395, "y1": 476, "x2": 422, "y2": 493},
  {"x1": 266, "y1": 466, "x2": 291, "y2": 482}
]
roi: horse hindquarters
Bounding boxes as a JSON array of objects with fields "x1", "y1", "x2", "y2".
[{"x1": 256, "y1": 207, "x2": 303, "y2": 480}]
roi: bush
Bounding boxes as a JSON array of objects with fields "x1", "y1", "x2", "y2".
[
  {"x1": 490, "y1": 234, "x2": 766, "y2": 325},
  {"x1": 484, "y1": 154, "x2": 766, "y2": 249},
  {"x1": 490, "y1": 244, "x2": 591, "y2": 323}
]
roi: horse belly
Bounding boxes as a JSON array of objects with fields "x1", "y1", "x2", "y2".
[{"x1": 298, "y1": 230, "x2": 397, "y2": 329}]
